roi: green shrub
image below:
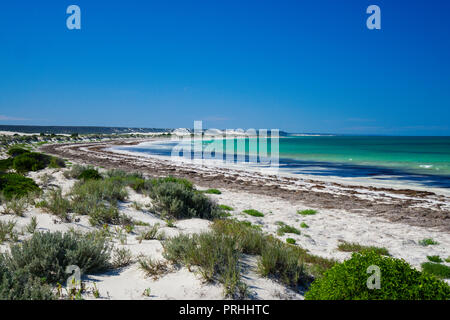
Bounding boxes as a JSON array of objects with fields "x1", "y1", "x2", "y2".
[
  {"x1": 258, "y1": 238, "x2": 305, "y2": 287},
  {"x1": 0, "y1": 158, "x2": 13, "y2": 172},
  {"x1": 0, "y1": 220, "x2": 18, "y2": 243},
  {"x1": 137, "y1": 224, "x2": 160, "y2": 242},
  {"x1": 0, "y1": 173, "x2": 40, "y2": 200},
  {"x1": 300, "y1": 222, "x2": 309, "y2": 228},
  {"x1": 48, "y1": 157, "x2": 65, "y2": 169},
  {"x1": 138, "y1": 256, "x2": 169, "y2": 280},
  {"x1": 5, "y1": 231, "x2": 111, "y2": 284},
  {"x1": 112, "y1": 247, "x2": 133, "y2": 268},
  {"x1": 2, "y1": 196, "x2": 28, "y2": 216},
  {"x1": 7, "y1": 147, "x2": 29, "y2": 157},
  {"x1": 286, "y1": 238, "x2": 296, "y2": 244},
  {"x1": 337, "y1": 241, "x2": 390, "y2": 256},
  {"x1": 40, "y1": 189, "x2": 72, "y2": 221},
  {"x1": 71, "y1": 178, "x2": 128, "y2": 210},
  {"x1": 163, "y1": 232, "x2": 247, "y2": 298},
  {"x1": 78, "y1": 169, "x2": 102, "y2": 181},
  {"x1": 12, "y1": 152, "x2": 51, "y2": 173},
  {"x1": 88, "y1": 205, "x2": 122, "y2": 226},
  {"x1": 277, "y1": 222, "x2": 300, "y2": 236},
  {"x1": 305, "y1": 251, "x2": 450, "y2": 300},
  {"x1": 0, "y1": 263, "x2": 55, "y2": 300},
  {"x1": 427, "y1": 255, "x2": 443, "y2": 263},
  {"x1": 297, "y1": 209, "x2": 317, "y2": 216},
  {"x1": 421, "y1": 262, "x2": 450, "y2": 279},
  {"x1": 63, "y1": 164, "x2": 87, "y2": 179},
  {"x1": 148, "y1": 177, "x2": 220, "y2": 220},
  {"x1": 243, "y1": 209, "x2": 264, "y2": 217},
  {"x1": 219, "y1": 204, "x2": 234, "y2": 211},
  {"x1": 419, "y1": 238, "x2": 439, "y2": 246},
  {"x1": 203, "y1": 188, "x2": 221, "y2": 194}
]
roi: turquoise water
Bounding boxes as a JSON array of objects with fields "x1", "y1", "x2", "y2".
[
  {"x1": 117, "y1": 136, "x2": 450, "y2": 187},
  {"x1": 278, "y1": 136, "x2": 450, "y2": 176}
]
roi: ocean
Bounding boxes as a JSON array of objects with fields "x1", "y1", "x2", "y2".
[{"x1": 115, "y1": 136, "x2": 450, "y2": 188}]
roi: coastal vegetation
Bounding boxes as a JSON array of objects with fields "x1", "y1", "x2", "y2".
[
  {"x1": 421, "y1": 262, "x2": 450, "y2": 279},
  {"x1": 305, "y1": 251, "x2": 450, "y2": 300},
  {"x1": 337, "y1": 240, "x2": 390, "y2": 256},
  {"x1": 243, "y1": 209, "x2": 264, "y2": 217},
  {"x1": 419, "y1": 238, "x2": 439, "y2": 246},
  {"x1": 297, "y1": 209, "x2": 317, "y2": 216},
  {"x1": 0, "y1": 230, "x2": 111, "y2": 299}
]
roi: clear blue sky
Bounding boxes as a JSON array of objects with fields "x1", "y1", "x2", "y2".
[{"x1": 1, "y1": 0, "x2": 449, "y2": 135}]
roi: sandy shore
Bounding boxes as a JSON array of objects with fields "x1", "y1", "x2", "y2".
[
  {"x1": 0, "y1": 138, "x2": 448, "y2": 299},
  {"x1": 41, "y1": 140, "x2": 450, "y2": 231}
]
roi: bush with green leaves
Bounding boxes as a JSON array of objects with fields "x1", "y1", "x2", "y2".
[
  {"x1": 163, "y1": 232, "x2": 247, "y2": 298},
  {"x1": 305, "y1": 251, "x2": 450, "y2": 300},
  {"x1": 148, "y1": 177, "x2": 220, "y2": 220},
  {"x1": 70, "y1": 178, "x2": 128, "y2": 210},
  {"x1": 0, "y1": 173, "x2": 40, "y2": 200},
  {"x1": 7, "y1": 147, "x2": 30, "y2": 157},
  {"x1": 337, "y1": 240, "x2": 390, "y2": 256},
  {"x1": 421, "y1": 262, "x2": 450, "y2": 279},
  {"x1": 39, "y1": 189, "x2": 72, "y2": 221},
  {"x1": 243, "y1": 209, "x2": 264, "y2": 217},
  {"x1": 0, "y1": 261, "x2": 55, "y2": 300},
  {"x1": 78, "y1": 168, "x2": 103, "y2": 181},
  {"x1": 0, "y1": 158, "x2": 13, "y2": 172},
  {"x1": 4, "y1": 231, "x2": 111, "y2": 284},
  {"x1": 12, "y1": 152, "x2": 51, "y2": 173}
]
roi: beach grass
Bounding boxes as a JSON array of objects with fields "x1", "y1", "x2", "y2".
[
  {"x1": 243, "y1": 209, "x2": 264, "y2": 217},
  {"x1": 219, "y1": 204, "x2": 234, "y2": 211},
  {"x1": 203, "y1": 188, "x2": 222, "y2": 194},
  {"x1": 419, "y1": 238, "x2": 439, "y2": 246},
  {"x1": 427, "y1": 255, "x2": 443, "y2": 263},
  {"x1": 300, "y1": 222, "x2": 309, "y2": 228},
  {"x1": 337, "y1": 240, "x2": 390, "y2": 256},
  {"x1": 276, "y1": 222, "x2": 301, "y2": 236},
  {"x1": 297, "y1": 209, "x2": 317, "y2": 216}
]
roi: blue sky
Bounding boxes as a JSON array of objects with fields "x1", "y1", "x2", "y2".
[{"x1": 0, "y1": 0, "x2": 449, "y2": 135}]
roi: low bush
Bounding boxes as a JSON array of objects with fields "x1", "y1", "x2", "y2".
[
  {"x1": 419, "y1": 238, "x2": 439, "y2": 246},
  {"x1": 0, "y1": 173, "x2": 40, "y2": 200},
  {"x1": 138, "y1": 256, "x2": 169, "y2": 280},
  {"x1": 337, "y1": 241, "x2": 390, "y2": 256},
  {"x1": 258, "y1": 238, "x2": 305, "y2": 287},
  {"x1": 12, "y1": 152, "x2": 54, "y2": 173},
  {"x1": 300, "y1": 222, "x2": 309, "y2": 228},
  {"x1": 40, "y1": 189, "x2": 72, "y2": 221},
  {"x1": 0, "y1": 158, "x2": 13, "y2": 172},
  {"x1": 7, "y1": 147, "x2": 29, "y2": 157},
  {"x1": 203, "y1": 188, "x2": 221, "y2": 194},
  {"x1": 63, "y1": 164, "x2": 87, "y2": 179},
  {"x1": 421, "y1": 262, "x2": 450, "y2": 279},
  {"x1": 305, "y1": 251, "x2": 450, "y2": 300},
  {"x1": 4, "y1": 231, "x2": 111, "y2": 284},
  {"x1": 148, "y1": 177, "x2": 220, "y2": 220},
  {"x1": 137, "y1": 224, "x2": 160, "y2": 242},
  {"x1": 70, "y1": 178, "x2": 128, "y2": 216},
  {"x1": 286, "y1": 238, "x2": 296, "y2": 245},
  {"x1": 163, "y1": 232, "x2": 247, "y2": 298},
  {"x1": 297, "y1": 209, "x2": 317, "y2": 216},
  {"x1": 2, "y1": 196, "x2": 28, "y2": 216},
  {"x1": 112, "y1": 247, "x2": 133, "y2": 269},
  {"x1": 0, "y1": 220, "x2": 18, "y2": 243},
  {"x1": 243, "y1": 209, "x2": 264, "y2": 217},
  {"x1": 78, "y1": 169, "x2": 102, "y2": 181},
  {"x1": 427, "y1": 255, "x2": 443, "y2": 263},
  {"x1": 276, "y1": 222, "x2": 300, "y2": 236},
  {"x1": 219, "y1": 204, "x2": 234, "y2": 211},
  {"x1": 0, "y1": 263, "x2": 55, "y2": 300}
]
